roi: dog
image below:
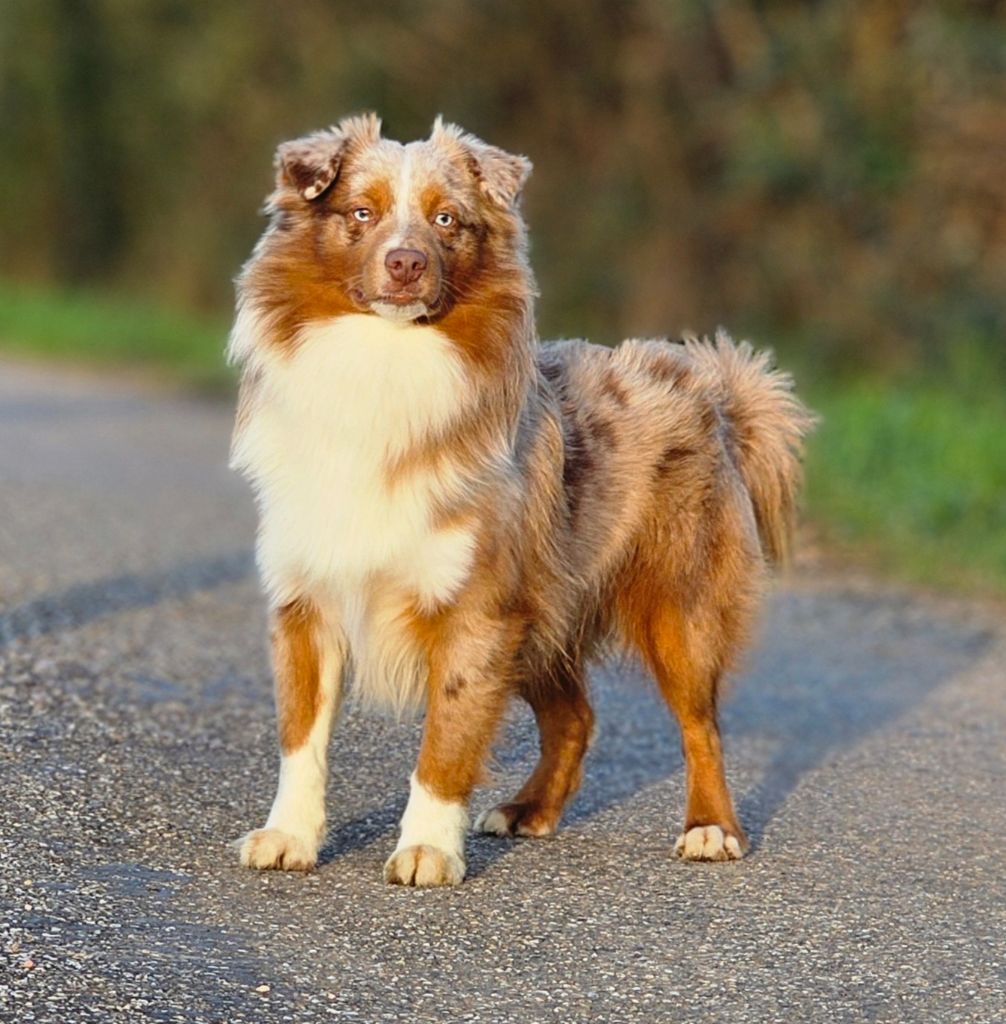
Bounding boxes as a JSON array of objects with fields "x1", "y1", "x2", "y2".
[{"x1": 227, "y1": 113, "x2": 813, "y2": 886}]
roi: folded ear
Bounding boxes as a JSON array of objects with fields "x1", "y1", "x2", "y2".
[
  {"x1": 276, "y1": 128, "x2": 347, "y2": 201},
  {"x1": 469, "y1": 143, "x2": 533, "y2": 208},
  {"x1": 430, "y1": 116, "x2": 532, "y2": 209},
  {"x1": 275, "y1": 114, "x2": 382, "y2": 201}
]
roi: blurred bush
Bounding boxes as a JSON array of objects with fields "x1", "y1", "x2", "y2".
[{"x1": 2, "y1": 0, "x2": 1004, "y2": 373}]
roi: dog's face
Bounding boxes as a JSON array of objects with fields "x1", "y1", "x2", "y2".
[{"x1": 266, "y1": 114, "x2": 532, "y2": 323}]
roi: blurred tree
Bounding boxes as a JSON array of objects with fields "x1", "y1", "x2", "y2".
[{"x1": 55, "y1": 0, "x2": 127, "y2": 281}]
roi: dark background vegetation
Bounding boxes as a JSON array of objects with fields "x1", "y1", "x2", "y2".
[{"x1": 1, "y1": 0, "x2": 1004, "y2": 592}]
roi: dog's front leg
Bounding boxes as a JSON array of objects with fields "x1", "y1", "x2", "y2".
[
  {"x1": 384, "y1": 619, "x2": 513, "y2": 887},
  {"x1": 238, "y1": 598, "x2": 345, "y2": 871}
]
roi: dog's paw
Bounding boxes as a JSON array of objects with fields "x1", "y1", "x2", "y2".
[
  {"x1": 475, "y1": 802, "x2": 556, "y2": 838},
  {"x1": 674, "y1": 825, "x2": 745, "y2": 862},
  {"x1": 383, "y1": 844, "x2": 465, "y2": 887},
  {"x1": 237, "y1": 828, "x2": 317, "y2": 871}
]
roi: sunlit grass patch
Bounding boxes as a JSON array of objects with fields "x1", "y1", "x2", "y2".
[
  {"x1": 805, "y1": 372, "x2": 1006, "y2": 595},
  {"x1": 0, "y1": 281, "x2": 232, "y2": 392}
]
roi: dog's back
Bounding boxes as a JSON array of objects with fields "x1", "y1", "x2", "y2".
[{"x1": 528, "y1": 332, "x2": 812, "y2": 657}]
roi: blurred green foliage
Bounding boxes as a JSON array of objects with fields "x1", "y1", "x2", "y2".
[
  {"x1": 1, "y1": 0, "x2": 1004, "y2": 593},
  {"x1": 806, "y1": 356, "x2": 1006, "y2": 595}
]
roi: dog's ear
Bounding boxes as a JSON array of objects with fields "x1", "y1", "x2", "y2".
[
  {"x1": 276, "y1": 114, "x2": 382, "y2": 201},
  {"x1": 468, "y1": 144, "x2": 533, "y2": 209},
  {"x1": 276, "y1": 128, "x2": 346, "y2": 201},
  {"x1": 431, "y1": 116, "x2": 532, "y2": 209}
]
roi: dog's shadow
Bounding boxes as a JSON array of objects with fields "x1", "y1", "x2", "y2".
[
  {"x1": 318, "y1": 588, "x2": 993, "y2": 872},
  {"x1": 317, "y1": 805, "x2": 403, "y2": 867},
  {"x1": 317, "y1": 807, "x2": 522, "y2": 879}
]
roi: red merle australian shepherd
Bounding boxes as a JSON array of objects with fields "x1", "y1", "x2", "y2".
[{"x1": 228, "y1": 113, "x2": 813, "y2": 886}]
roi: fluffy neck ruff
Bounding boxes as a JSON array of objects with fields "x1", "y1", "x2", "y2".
[{"x1": 230, "y1": 241, "x2": 537, "y2": 457}]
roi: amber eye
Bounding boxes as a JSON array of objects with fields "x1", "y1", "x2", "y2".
[
  {"x1": 352, "y1": 208, "x2": 373, "y2": 222},
  {"x1": 433, "y1": 212, "x2": 454, "y2": 227}
]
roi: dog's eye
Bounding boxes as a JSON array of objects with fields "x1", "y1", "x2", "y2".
[
  {"x1": 352, "y1": 208, "x2": 373, "y2": 222},
  {"x1": 433, "y1": 212, "x2": 454, "y2": 228}
]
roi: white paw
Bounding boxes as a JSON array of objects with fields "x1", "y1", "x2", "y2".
[
  {"x1": 237, "y1": 828, "x2": 318, "y2": 871},
  {"x1": 474, "y1": 806, "x2": 512, "y2": 836},
  {"x1": 674, "y1": 825, "x2": 744, "y2": 862},
  {"x1": 383, "y1": 844, "x2": 466, "y2": 887},
  {"x1": 475, "y1": 804, "x2": 555, "y2": 838}
]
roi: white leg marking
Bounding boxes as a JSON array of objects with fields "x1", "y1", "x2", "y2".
[
  {"x1": 238, "y1": 638, "x2": 344, "y2": 871},
  {"x1": 383, "y1": 772, "x2": 468, "y2": 886}
]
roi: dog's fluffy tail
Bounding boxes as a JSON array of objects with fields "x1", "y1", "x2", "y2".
[{"x1": 686, "y1": 330, "x2": 817, "y2": 566}]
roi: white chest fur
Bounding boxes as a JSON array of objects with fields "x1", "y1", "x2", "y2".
[{"x1": 232, "y1": 314, "x2": 476, "y2": 611}]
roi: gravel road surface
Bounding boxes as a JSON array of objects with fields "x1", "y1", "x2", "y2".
[{"x1": 1, "y1": 359, "x2": 1003, "y2": 1023}]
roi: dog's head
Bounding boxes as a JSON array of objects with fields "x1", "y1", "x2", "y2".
[{"x1": 262, "y1": 113, "x2": 532, "y2": 324}]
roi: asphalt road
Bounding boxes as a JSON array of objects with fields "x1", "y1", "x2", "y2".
[{"x1": 1, "y1": 358, "x2": 1004, "y2": 1024}]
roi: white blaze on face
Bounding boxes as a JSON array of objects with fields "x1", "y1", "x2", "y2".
[
  {"x1": 370, "y1": 144, "x2": 429, "y2": 323},
  {"x1": 394, "y1": 145, "x2": 416, "y2": 239}
]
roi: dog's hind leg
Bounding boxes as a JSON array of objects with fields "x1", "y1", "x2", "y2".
[
  {"x1": 237, "y1": 597, "x2": 345, "y2": 871},
  {"x1": 645, "y1": 602, "x2": 748, "y2": 860},
  {"x1": 476, "y1": 664, "x2": 594, "y2": 838}
]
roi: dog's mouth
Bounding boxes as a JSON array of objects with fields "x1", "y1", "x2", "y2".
[{"x1": 350, "y1": 287, "x2": 440, "y2": 323}]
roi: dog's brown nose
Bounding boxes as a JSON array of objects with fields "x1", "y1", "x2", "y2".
[{"x1": 385, "y1": 248, "x2": 428, "y2": 285}]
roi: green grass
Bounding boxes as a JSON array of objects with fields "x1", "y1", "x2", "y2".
[
  {"x1": 0, "y1": 281, "x2": 232, "y2": 392},
  {"x1": 804, "y1": 371, "x2": 1006, "y2": 596},
  {"x1": 1, "y1": 281, "x2": 1003, "y2": 597}
]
